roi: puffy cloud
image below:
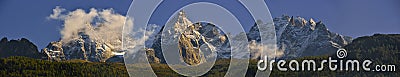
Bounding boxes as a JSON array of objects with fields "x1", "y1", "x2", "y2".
[
  {"x1": 48, "y1": 6, "x2": 66, "y2": 19},
  {"x1": 48, "y1": 6, "x2": 134, "y2": 50}
]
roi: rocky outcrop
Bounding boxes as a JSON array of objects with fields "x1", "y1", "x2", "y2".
[
  {"x1": 42, "y1": 41, "x2": 64, "y2": 61},
  {"x1": 145, "y1": 48, "x2": 160, "y2": 63},
  {"x1": 178, "y1": 31, "x2": 207, "y2": 65}
]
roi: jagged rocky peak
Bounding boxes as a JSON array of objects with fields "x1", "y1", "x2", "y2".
[
  {"x1": 42, "y1": 31, "x2": 115, "y2": 62},
  {"x1": 288, "y1": 16, "x2": 310, "y2": 27},
  {"x1": 277, "y1": 16, "x2": 327, "y2": 35},
  {"x1": 251, "y1": 15, "x2": 353, "y2": 58},
  {"x1": 0, "y1": 37, "x2": 46, "y2": 59},
  {"x1": 314, "y1": 21, "x2": 328, "y2": 31},
  {"x1": 309, "y1": 18, "x2": 316, "y2": 25},
  {"x1": 148, "y1": 10, "x2": 227, "y2": 65},
  {"x1": 309, "y1": 18, "x2": 316, "y2": 30},
  {"x1": 174, "y1": 10, "x2": 193, "y2": 33}
]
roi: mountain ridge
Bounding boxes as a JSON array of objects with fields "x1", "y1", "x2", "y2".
[
  {"x1": 0, "y1": 37, "x2": 46, "y2": 59},
  {"x1": 40, "y1": 12, "x2": 353, "y2": 62}
]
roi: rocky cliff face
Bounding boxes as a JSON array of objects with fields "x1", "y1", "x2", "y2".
[{"x1": 149, "y1": 11, "x2": 222, "y2": 65}]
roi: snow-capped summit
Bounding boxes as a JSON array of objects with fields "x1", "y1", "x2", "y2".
[
  {"x1": 250, "y1": 15, "x2": 352, "y2": 58},
  {"x1": 43, "y1": 29, "x2": 115, "y2": 62}
]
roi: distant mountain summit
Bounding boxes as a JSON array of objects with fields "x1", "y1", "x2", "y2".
[
  {"x1": 149, "y1": 11, "x2": 225, "y2": 64},
  {"x1": 42, "y1": 26, "x2": 116, "y2": 62},
  {"x1": 0, "y1": 37, "x2": 45, "y2": 59},
  {"x1": 248, "y1": 15, "x2": 352, "y2": 58}
]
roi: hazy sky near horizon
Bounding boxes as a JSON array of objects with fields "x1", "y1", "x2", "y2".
[{"x1": 0, "y1": 0, "x2": 399, "y2": 49}]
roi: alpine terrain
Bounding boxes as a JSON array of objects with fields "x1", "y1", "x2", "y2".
[{"x1": 41, "y1": 11, "x2": 352, "y2": 63}]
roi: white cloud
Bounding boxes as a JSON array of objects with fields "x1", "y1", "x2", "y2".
[
  {"x1": 48, "y1": 6, "x2": 66, "y2": 19},
  {"x1": 48, "y1": 6, "x2": 135, "y2": 50}
]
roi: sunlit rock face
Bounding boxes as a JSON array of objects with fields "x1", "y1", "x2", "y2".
[{"x1": 148, "y1": 11, "x2": 228, "y2": 65}]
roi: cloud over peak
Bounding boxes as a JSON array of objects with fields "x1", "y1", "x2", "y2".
[{"x1": 48, "y1": 6, "x2": 132, "y2": 49}]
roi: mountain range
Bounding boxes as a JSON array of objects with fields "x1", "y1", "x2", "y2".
[
  {"x1": 36, "y1": 11, "x2": 352, "y2": 63},
  {"x1": 1, "y1": 34, "x2": 397, "y2": 76},
  {"x1": 144, "y1": 11, "x2": 352, "y2": 64}
]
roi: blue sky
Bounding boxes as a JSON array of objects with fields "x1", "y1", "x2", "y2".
[{"x1": 0, "y1": 0, "x2": 399, "y2": 49}]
